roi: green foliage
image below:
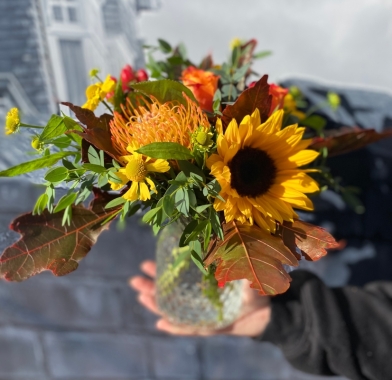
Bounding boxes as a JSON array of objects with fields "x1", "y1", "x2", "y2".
[
  {"x1": 136, "y1": 142, "x2": 194, "y2": 160},
  {"x1": 131, "y1": 79, "x2": 197, "y2": 107}
]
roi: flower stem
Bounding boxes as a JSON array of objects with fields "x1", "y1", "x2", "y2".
[
  {"x1": 20, "y1": 123, "x2": 44, "y2": 129},
  {"x1": 101, "y1": 100, "x2": 114, "y2": 114}
]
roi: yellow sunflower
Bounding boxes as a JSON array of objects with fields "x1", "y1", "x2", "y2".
[
  {"x1": 110, "y1": 144, "x2": 170, "y2": 201},
  {"x1": 206, "y1": 109, "x2": 319, "y2": 233}
]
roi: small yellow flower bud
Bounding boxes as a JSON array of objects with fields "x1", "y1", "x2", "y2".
[
  {"x1": 230, "y1": 38, "x2": 242, "y2": 50},
  {"x1": 31, "y1": 136, "x2": 43, "y2": 151},
  {"x1": 4, "y1": 107, "x2": 20, "y2": 135},
  {"x1": 89, "y1": 68, "x2": 100, "y2": 78},
  {"x1": 327, "y1": 92, "x2": 341, "y2": 110},
  {"x1": 196, "y1": 131, "x2": 208, "y2": 146}
]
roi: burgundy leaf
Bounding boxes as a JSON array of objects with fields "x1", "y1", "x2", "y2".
[
  {"x1": 205, "y1": 221, "x2": 298, "y2": 295},
  {"x1": 0, "y1": 190, "x2": 121, "y2": 281},
  {"x1": 221, "y1": 75, "x2": 271, "y2": 130},
  {"x1": 309, "y1": 127, "x2": 392, "y2": 157},
  {"x1": 280, "y1": 220, "x2": 340, "y2": 261}
]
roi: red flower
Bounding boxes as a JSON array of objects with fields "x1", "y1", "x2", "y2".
[
  {"x1": 121, "y1": 65, "x2": 135, "y2": 91},
  {"x1": 269, "y1": 84, "x2": 289, "y2": 115},
  {"x1": 136, "y1": 69, "x2": 148, "y2": 82}
]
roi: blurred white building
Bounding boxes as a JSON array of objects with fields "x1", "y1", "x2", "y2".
[{"x1": 0, "y1": 0, "x2": 159, "y2": 125}]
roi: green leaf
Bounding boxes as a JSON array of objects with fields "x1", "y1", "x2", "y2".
[
  {"x1": 51, "y1": 135, "x2": 72, "y2": 149},
  {"x1": 253, "y1": 50, "x2": 272, "y2": 59},
  {"x1": 178, "y1": 160, "x2": 205, "y2": 182},
  {"x1": 184, "y1": 220, "x2": 209, "y2": 246},
  {"x1": 209, "y1": 208, "x2": 223, "y2": 240},
  {"x1": 105, "y1": 197, "x2": 127, "y2": 209},
  {"x1": 301, "y1": 115, "x2": 327, "y2": 132},
  {"x1": 107, "y1": 170, "x2": 123, "y2": 183},
  {"x1": 187, "y1": 189, "x2": 197, "y2": 208},
  {"x1": 54, "y1": 193, "x2": 78, "y2": 213},
  {"x1": 62, "y1": 205, "x2": 72, "y2": 226},
  {"x1": 142, "y1": 207, "x2": 162, "y2": 223},
  {"x1": 204, "y1": 221, "x2": 212, "y2": 251},
  {"x1": 136, "y1": 142, "x2": 193, "y2": 160},
  {"x1": 232, "y1": 63, "x2": 251, "y2": 82},
  {"x1": 33, "y1": 193, "x2": 48, "y2": 216},
  {"x1": 44, "y1": 167, "x2": 68, "y2": 183},
  {"x1": 179, "y1": 219, "x2": 198, "y2": 247},
  {"x1": 131, "y1": 79, "x2": 197, "y2": 107},
  {"x1": 195, "y1": 204, "x2": 211, "y2": 214},
  {"x1": 88, "y1": 146, "x2": 101, "y2": 165},
  {"x1": 158, "y1": 39, "x2": 172, "y2": 53},
  {"x1": 82, "y1": 163, "x2": 107, "y2": 173},
  {"x1": 162, "y1": 195, "x2": 175, "y2": 217},
  {"x1": 39, "y1": 115, "x2": 67, "y2": 142},
  {"x1": 191, "y1": 250, "x2": 208, "y2": 275},
  {"x1": 175, "y1": 188, "x2": 190, "y2": 216},
  {"x1": 0, "y1": 152, "x2": 74, "y2": 178}
]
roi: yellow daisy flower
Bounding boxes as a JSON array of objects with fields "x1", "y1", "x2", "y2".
[
  {"x1": 82, "y1": 75, "x2": 116, "y2": 111},
  {"x1": 110, "y1": 145, "x2": 170, "y2": 202},
  {"x1": 4, "y1": 108, "x2": 20, "y2": 135},
  {"x1": 206, "y1": 109, "x2": 319, "y2": 233}
]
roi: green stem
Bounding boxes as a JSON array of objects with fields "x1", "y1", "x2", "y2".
[
  {"x1": 101, "y1": 100, "x2": 113, "y2": 114},
  {"x1": 20, "y1": 123, "x2": 44, "y2": 129}
]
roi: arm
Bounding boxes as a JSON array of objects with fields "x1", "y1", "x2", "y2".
[{"x1": 258, "y1": 270, "x2": 392, "y2": 380}]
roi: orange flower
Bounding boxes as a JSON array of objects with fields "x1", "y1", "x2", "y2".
[
  {"x1": 110, "y1": 95, "x2": 209, "y2": 156},
  {"x1": 269, "y1": 84, "x2": 289, "y2": 115},
  {"x1": 181, "y1": 66, "x2": 219, "y2": 112}
]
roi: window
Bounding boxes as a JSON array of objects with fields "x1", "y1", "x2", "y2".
[
  {"x1": 50, "y1": 0, "x2": 79, "y2": 23},
  {"x1": 67, "y1": 7, "x2": 78, "y2": 22},
  {"x1": 53, "y1": 5, "x2": 63, "y2": 21}
]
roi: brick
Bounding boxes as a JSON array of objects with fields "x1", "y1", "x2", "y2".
[
  {"x1": 0, "y1": 181, "x2": 42, "y2": 213},
  {"x1": 201, "y1": 337, "x2": 292, "y2": 380},
  {"x1": 44, "y1": 332, "x2": 149, "y2": 379},
  {"x1": 76, "y1": 216, "x2": 157, "y2": 278},
  {"x1": 150, "y1": 336, "x2": 200, "y2": 379},
  {"x1": 0, "y1": 276, "x2": 123, "y2": 330},
  {"x1": 0, "y1": 327, "x2": 44, "y2": 378}
]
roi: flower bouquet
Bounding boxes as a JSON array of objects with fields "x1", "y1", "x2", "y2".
[{"x1": 1, "y1": 39, "x2": 391, "y2": 328}]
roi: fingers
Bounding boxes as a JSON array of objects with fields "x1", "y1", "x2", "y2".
[
  {"x1": 140, "y1": 260, "x2": 156, "y2": 278},
  {"x1": 138, "y1": 293, "x2": 162, "y2": 316},
  {"x1": 129, "y1": 276, "x2": 155, "y2": 295}
]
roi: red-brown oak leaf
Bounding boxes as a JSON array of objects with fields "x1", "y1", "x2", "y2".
[
  {"x1": 279, "y1": 220, "x2": 340, "y2": 261},
  {"x1": 0, "y1": 192, "x2": 120, "y2": 281},
  {"x1": 204, "y1": 221, "x2": 298, "y2": 296},
  {"x1": 221, "y1": 75, "x2": 272, "y2": 130}
]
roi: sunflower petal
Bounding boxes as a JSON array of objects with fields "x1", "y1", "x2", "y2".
[
  {"x1": 225, "y1": 118, "x2": 240, "y2": 144},
  {"x1": 256, "y1": 109, "x2": 284, "y2": 134}
]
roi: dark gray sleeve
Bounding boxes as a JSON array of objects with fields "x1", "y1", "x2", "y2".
[{"x1": 257, "y1": 270, "x2": 392, "y2": 380}]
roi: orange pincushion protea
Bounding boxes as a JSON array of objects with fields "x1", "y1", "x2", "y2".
[{"x1": 110, "y1": 95, "x2": 209, "y2": 156}]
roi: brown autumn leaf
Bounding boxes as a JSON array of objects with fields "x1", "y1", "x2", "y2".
[
  {"x1": 61, "y1": 102, "x2": 113, "y2": 131},
  {"x1": 221, "y1": 75, "x2": 272, "y2": 130},
  {"x1": 61, "y1": 102, "x2": 119, "y2": 160},
  {"x1": 279, "y1": 220, "x2": 340, "y2": 261},
  {"x1": 309, "y1": 127, "x2": 392, "y2": 157},
  {"x1": 204, "y1": 221, "x2": 298, "y2": 295},
  {"x1": 0, "y1": 190, "x2": 121, "y2": 281}
]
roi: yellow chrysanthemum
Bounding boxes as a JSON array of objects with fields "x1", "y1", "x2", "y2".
[
  {"x1": 110, "y1": 95, "x2": 209, "y2": 156},
  {"x1": 82, "y1": 75, "x2": 116, "y2": 111},
  {"x1": 4, "y1": 108, "x2": 20, "y2": 135},
  {"x1": 206, "y1": 109, "x2": 319, "y2": 233},
  {"x1": 109, "y1": 144, "x2": 170, "y2": 201}
]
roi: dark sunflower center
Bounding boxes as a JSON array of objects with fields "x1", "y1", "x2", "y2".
[{"x1": 229, "y1": 147, "x2": 277, "y2": 198}]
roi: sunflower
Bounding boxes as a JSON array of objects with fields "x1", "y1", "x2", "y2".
[
  {"x1": 109, "y1": 144, "x2": 170, "y2": 201},
  {"x1": 110, "y1": 95, "x2": 209, "y2": 156},
  {"x1": 206, "y1": 109, "x2": 319, "y2": 233}
]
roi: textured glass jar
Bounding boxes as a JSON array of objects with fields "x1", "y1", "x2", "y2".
[{"x1": 156, "y1": 219, "x2": 243, "y2": 329}]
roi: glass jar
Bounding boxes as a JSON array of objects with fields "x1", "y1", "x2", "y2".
[{"x1": 155, "y1": 219, "x2": 243, "y2": 329}]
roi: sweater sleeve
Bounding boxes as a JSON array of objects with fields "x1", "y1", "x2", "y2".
[{"x1": 257, "y1": 270, "x2": 392, "y2": 380}]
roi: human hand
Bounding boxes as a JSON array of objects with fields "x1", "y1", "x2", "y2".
[{"x1": 129, "y1": 260, "x2": 271, "y2": 337}]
